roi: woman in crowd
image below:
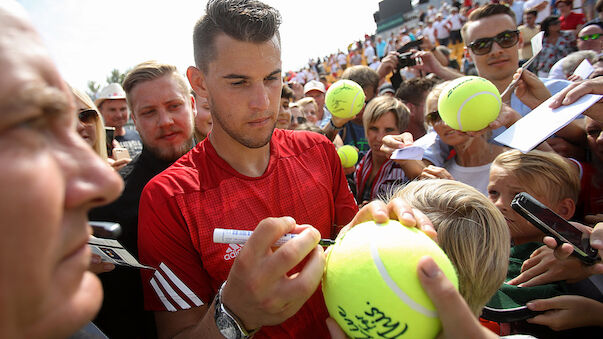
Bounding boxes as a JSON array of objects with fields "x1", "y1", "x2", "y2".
[
  {"x1": 296, "y1": 97, "x2": 319, "y2": 125},
  {"x1": 419, "y1": 82, "x2": 507, "y2": 195},
  {"x1": 71, "y1": 86, "x2": 108, "y2": 160},
  {"x1": 533, "y1": 16, "x2": 577, "y2": 77},
  {"x1": 354, "y1": 96, "x2": 411, "y2": 205}
]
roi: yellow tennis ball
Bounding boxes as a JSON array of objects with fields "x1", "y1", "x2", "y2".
[
  {"x1": 325, "y1": 79, "x2": 366, "y2": 119},
  {"x1": 323, "y1": 220, "x2": 458, "y2": 339},
  {"x1": 437, "y1": 76, "x2": 501, "y2": 131},
  {"x1": 337, "y1": 145, "x2": 358, "y2": 168}
]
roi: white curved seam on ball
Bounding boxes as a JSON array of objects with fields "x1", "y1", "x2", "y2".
[
  {"x1": 456, "y1": 91, "x2": 500, "y2": 130},
  {"x1": 350, "y1": 90, "x2": 362, "y2": 117},
  {"x1": 370, "y1": 242, "x2": 438, "y2": 318}
]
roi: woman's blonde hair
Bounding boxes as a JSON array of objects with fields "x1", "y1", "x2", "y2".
[
  {"x1": 392, "y1": 179, "x2": 510, "y2": 316},
  {"x1": 296, "y1": 97, "x2": 318, "y2": 112},
  {"x1": 493, "y1": 149, "x2": 580, "y2": 204},
  {"x1": 362, "y1": 96, "x2": 410, "y2": 135},
  {"x1": 71, "y1": 87, "x2": 108, "y2": 160}
]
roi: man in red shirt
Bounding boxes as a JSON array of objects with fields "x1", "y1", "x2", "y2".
[
  {"x1": 557, "y1": 0, "x2": 586, "y2": 32},
  {"x1": 137, "y1": 0, "x2": 359, "y2": 338}
]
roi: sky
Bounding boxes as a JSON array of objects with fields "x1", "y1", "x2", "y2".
[{"x1": 20, "y1": 0, "x2": 383, "y2": 91}]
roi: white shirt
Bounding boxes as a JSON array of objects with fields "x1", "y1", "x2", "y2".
[
  {"x1": 364, "y1": 45, "x2": 376, "y2": 64},
  {"x1": 524, "y1": 0, "x2": 551, "y2": 24},
  {"x1": 337, "y1": 53, "x2": 347, "y2": 65},
  {"x1": 422, "y1": 26, "x2": 436, "y2": 44},
  {"x1": 444, "y1": 159, "x2": 492, "y2": 196},
  {"x1": 434, "y1": 20, "x2": 450, "y2": 39},
  {"x1": 447, "y1": 14, "x2": 464, "y2": 31}
]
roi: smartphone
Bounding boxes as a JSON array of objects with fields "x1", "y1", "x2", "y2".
[
  {"x1": 112, "y1": 147, "x2": 130, "y2": 161},
  {"x1": 90, "y1": 221, "x2": 122, "y2": 239},
  {"x1": 511, "y1": 192, "x2": 600, "y2": 264},
  {"x1": 105, "y1": 127, "x2": 115, "y2": 157}
]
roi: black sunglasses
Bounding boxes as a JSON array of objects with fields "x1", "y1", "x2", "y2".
[
  {"x1": 78, "y1": 109, "x2": 97, "y2": 125},
  {"x1": 468, "y1": 30, "x2": 520, "y2": 55},
  {"x1": 425, "y1": 110, "x2": 442, "y2": 125},
  {"x1": 291, "y1": 116, "x2": 307, "y2": 124},
  {"x1": 579, "y1": 33, "x2": 601, "y2": 41}
]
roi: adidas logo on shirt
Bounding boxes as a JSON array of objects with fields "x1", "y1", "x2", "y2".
[{"x1": 223, "y1": 243, "x2": 242, "y2": 260}]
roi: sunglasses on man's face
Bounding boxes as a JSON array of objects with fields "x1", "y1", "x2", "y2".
[
  {"x1": 78, "y1": 109, "x2": 97, "y2": 125},
  {"x1": 579, "y1": 33, "x2": 601, "y2": 41},
  {"x1": 468, "y1": 30, "x2": 520, "y2": 55},
  {"x1": 291, "y1": 116, "x2": 307, "y2": 124}
]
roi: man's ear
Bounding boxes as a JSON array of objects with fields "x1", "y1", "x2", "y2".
[
  {"x1": 190, "y1": 94, "x2": 197, "y2": 118},
  {"x1": 554, "y1": 197, "x2": 576, "y2": 220},
  {"x1": 187, "y1": 66, "x2": 208, "y2": 98}
]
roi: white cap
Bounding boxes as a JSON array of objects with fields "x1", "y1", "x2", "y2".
[
  {"x1": 94, "y1": 83, "x2": 126, "y2": 107},
  {"x1": 303, "y1": 80, "x2": 325, "y2": 94}
]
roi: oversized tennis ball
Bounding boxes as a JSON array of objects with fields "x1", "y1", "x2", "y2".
[
  {"x1": 337, "y1": 145, "x2": 358, "y2": 168},
  {"x1": 323, "y1": 220, "x2": 458, "y2": 339},
  {"x1": 325, "y1": 79, "x2": 366, "y2": 119},
  {"x1": 437, "y1": 76, "x2": 501, "y2": 131}
]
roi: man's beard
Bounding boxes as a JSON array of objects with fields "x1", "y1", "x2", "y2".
[{"x1": 209, "y1": 103, "x2": 276, "y2": 149}]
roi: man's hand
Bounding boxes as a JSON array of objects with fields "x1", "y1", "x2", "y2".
[
  {"x1": 417, "y1": 256, "x2": 498, "y2": 339},
  {"x1": 222, "y1": 217, "x2": 325, "y2": 330},
  {"x1": 376, "y1": 52, "x2": 400, "y2": 80},
  {"x1": 418, "y1": 165, "x2": 454, "y2": 180},
  {"x1": 411, "y1": 50, "x2": 462, "y2": 81},
  {"x1": 507, "y1": 245, "x2": 595, "y2": 287},
  {"x1": 88, "y1": 253, "x2": 115, "y2": 274},
  {"x1": 546, "y1": 136, "x2": 585, "y2": 159},
  {"x1": 549, "y1": 77, "x2": 603, "y2": 122},
  {"x1": 527, "y1": 295, "x2": 603, "y2": 331},
  {"x1": 512, "y1": 69, "x2": 551, "y2": 109},
  {"x1": 380, "y1": 133, "x2": 427, "y2": 179},
  {"x1": 339, "y1": 198, "x2": 437, "y2": 242}
]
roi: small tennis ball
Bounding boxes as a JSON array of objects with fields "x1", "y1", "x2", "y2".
[
  {"x1": 323, "y1": 220, "x2": 458, "y2": 339},
  {"x1": 337, "y1": 145, "x2": 358, "y2": 168},
  {"x1": 325, "y1": 79, "x2": 366, "y2": 119},
  {"x1": 437, "y1": 76, "x2": 501, "y2": 131}
]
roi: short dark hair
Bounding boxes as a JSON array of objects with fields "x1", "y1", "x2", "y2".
[
  {"x1": 341, "y1": 66, "x2": 380, "y2": 94},
  {"x1": 395, "y1": 78, "x2": 440, "y2": 106},
  {"x1": 525, "y1": 10, "x2": 538, "y2": 17},
  {"x1": 462, "y1": 4, "x2": 516, "y2": 42},
  {"x1": 193, "y1": 0, "x2": 282, "y2": 72},
  {"x1": 540, "y1": 16, "x2": 560, "y2": 36},
  {"x1": 281, "y1": 84, "x2": 294, "y2": 100}
]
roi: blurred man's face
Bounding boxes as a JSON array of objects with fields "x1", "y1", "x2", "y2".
[
  {"x1": 305, "y1": 89, "x2": 325, "y2": 111},
  {"x1": 130, "y1": 75, "x2": 195, "y2": 161},
  {"x1": 99, "y1": 99, "x2": 128, "y2": 128},
  {"x1": 0, "y1": 4, "x2": 123, "y2": 337},
  {"x1": 524, "y1": 13, "x2": 536, "y2": 26},
  {"x1": 194, "y1": 95, "x2": 212, "y2": 140},
  {"x1": 577, "y1": 26, "x2": 603, "y2": 53},
  {"x1": 586, "y1": 117, "x2": 603, "y2": 161}
]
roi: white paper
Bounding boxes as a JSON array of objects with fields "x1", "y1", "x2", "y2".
[
  {"x1": 494, "y1": 94, "x2": 602, "y2": 153},
  {"x1": 572, "y1": 59, "x2": 594, "y2": 80},
  {"x1": 531, "y1": 31, "x2": 544, "y2": 56},
  {"x1": 88, "y1": 236, "x2": 155, "y2": 270},
  {"x1": 391, "y1": 146, "x2": 425, "y2": 160}
]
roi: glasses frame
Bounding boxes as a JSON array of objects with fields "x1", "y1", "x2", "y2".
[
  {"x1": 468, "y1": 30, "x2": 520, "y2": 55},
  {"x1": 425, "y1": 110, "x2": 442, "y2": 125},
  {"x1": 78, "y1": 109, "x2": 97, "y2": 125},
  {"x1": 579, "y1": 33, "x2": 601, "y2": 41}
]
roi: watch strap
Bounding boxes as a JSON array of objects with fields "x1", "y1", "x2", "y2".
[{"x1": 214, "y1": 281, "x2": 259, "y2": 339}]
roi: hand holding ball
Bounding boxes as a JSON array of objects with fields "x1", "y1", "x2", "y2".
[
  {"x1": 337, "y1": 145, "x2": 358, "y2": 168},
  {"x1": 326, "y1": 79, "x2": 366, "y2": 119},
  {"x1": 323, "y1": 220, "x2": 458, "y2": 339},
  {"x1": 437, "y1": 76, "x2": 501, "y2": 131}
]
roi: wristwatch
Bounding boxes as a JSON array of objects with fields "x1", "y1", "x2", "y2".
[{"x1": 214, "y1": 282, "x2": 258, "y2": 339}]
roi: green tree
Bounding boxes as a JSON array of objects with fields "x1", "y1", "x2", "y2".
[
  {"x1": 87, "y1": 80, "x2": 100, "y2": 101},
  {"x1": 106, "y1": 68, "x2": 129, "y2": 85}
]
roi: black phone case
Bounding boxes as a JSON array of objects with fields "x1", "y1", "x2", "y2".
[{"x1": 511, "y1": 192, "x2": 599, "y2": 265}]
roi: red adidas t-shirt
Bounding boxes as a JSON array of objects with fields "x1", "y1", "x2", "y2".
[{"x1": 138, "y1": 129, "x2": 358, "y2": 338}]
